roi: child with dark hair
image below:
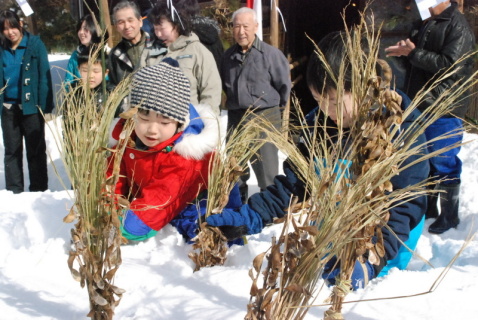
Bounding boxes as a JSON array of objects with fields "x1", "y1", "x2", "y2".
[
  {"x1": 206, "y1": 31, "x2": 430, "y2": 290},
  {"x1": 108, "y1": 58, "x2": 234, "y2": 241},
  {"x1": 75, "y1": 46, "x2": 110, "y2": 111},
  {"x1": 65, "y1": 14, "x2": 109, "y2": 88},
  {"x1": 62, "y1": 47, "x2": 113, "y2": 156},
  {"x1": 147, "y1": 0, "x2": 222, "y2": 114}
]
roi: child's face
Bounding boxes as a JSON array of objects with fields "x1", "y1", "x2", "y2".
[
  {"x1": 153, "y1": 18, "x2": 179, "y2": 47},
  {"x1": 79, "y1": 62, "x2": 107, "y2": 89},
  {"x1": 310, "y1": 87, "x2": 356, "y2": 128},
  {"x1": 135, "y1": 110, "x2": 179, "y2": 147}
]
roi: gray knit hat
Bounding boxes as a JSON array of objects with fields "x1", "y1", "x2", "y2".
[{"x1": 131, "y1": 58, "x2": 191, "y2": 123}]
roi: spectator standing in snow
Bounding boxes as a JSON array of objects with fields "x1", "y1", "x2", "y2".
[
  {"x1": 0, "y1": 10, "x2": 53, "y2": 193},
  {"x1": 385, "y1": 0, "x2": 475, "y2": 234},
  {"x1": 220, "y1": 7, "x2": 291, "y2": 201}
]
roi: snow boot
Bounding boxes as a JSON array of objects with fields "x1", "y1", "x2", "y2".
[
  {"x1": 425, "y1": 184, "x2": 439, "y2": 219},
  {"x1": 428, "y1": 183, "x2": 460, "y2": 234},
  {"x1": 239, "y1": 183, "x2": 248, "y2": 204}
]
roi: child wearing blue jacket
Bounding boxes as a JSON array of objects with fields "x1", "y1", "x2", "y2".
[{"x1": 206, "y1": 31, "x2": 430, "y2": 290}]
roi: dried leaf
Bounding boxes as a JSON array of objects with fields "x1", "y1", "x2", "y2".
[
  {"x1": 250, "y1": 278, "x2": 259, "y2": 296},
  {"x1": 92, "y1": 291, "x2": 108, "y2": 306},
  {"x1": 119, "y1": 107, "x2": 138, "y2": 119},
  {"x1": 284, "y1": 283, "x2": 312, "y2": 296},
  {"x1": 260, "y1": 288, "x2": 278, "y2": 311},
  {"x1": 63, "y1": 208, "x2": 77, "y2": 223},
  {"x1": 253, "y1": 252, "x2": 266, "y2": 273}
]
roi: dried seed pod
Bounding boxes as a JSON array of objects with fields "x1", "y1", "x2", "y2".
[{"x1": 369, "y1": 144, "x2": 384, "y2": 160}]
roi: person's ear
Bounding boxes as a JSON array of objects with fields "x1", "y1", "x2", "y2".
[{"x1": 19, "y1": 20, "x2": 24, "y2": 28}]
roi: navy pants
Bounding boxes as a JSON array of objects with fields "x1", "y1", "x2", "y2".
[
  {"x1": 227, "y1": 107, "x2": 281, "y2": 190},
  {"x1": 424, "y1": 117, "x2": 463, "y2": 184},
  {"x1": 1, "y1": 104, "x2": 48, "y2": 193}
]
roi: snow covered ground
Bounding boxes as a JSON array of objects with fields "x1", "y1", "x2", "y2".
[{"x1": 0, "y1": 57, "x2": 477, "y2": 319}]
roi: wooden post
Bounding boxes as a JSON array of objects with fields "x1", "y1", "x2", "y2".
[
  {"x1": 99, "y1": 0, "x2": 114, "y2": 48},
  {"x1": 270, "y1": 0, "x2": 279, "y2": 48},
  {"x1": 271, "y1": 0, "x2": 289, "y2": 137},
  {"x1": 24, "y1": 15, "x2": 37, "y2": 35}
]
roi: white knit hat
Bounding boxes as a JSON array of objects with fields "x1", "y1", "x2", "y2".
[{"x1": 131, "y1": 58, "x2": 191, "y2": 123}]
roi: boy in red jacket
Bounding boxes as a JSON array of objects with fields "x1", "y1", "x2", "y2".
[{"x1": 109, "y1": 58, "x2": 220, "y2": 241}]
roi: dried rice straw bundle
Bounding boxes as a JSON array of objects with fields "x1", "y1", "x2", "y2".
[
  {"x1": 49, "y1": 45, "x2": 133, "y2": 319},
  {"x1": 189, "y1": 109, "x2": 268, "y2": 271},
  {"x1": 245, "y1": 9, "x2": 477, "y2": 320}
]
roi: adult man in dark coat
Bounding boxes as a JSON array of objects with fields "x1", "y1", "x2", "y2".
[{"x1": 385, "y1": 0, "x2": 475, "y2": 234}]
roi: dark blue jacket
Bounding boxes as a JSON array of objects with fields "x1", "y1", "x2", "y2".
[
  {"x1": 249, "y1": 90, "x2": 429, "y2": 273},
  {"x1": 0, "y1": 32, "x2": 54, "y2": 115}
]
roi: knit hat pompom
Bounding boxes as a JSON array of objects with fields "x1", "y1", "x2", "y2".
[{"x1": 131, "y1": 58, "x2": 191, "y2": 123}]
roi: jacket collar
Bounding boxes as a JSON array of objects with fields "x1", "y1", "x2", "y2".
[
  {"x1": 433, "y1": 2, "x2": 457, "y2": 21},
  {"x1": 112, "y1": 31, "x2": 151, "y2": 68},
  {"x1": 230, "y1": 36, "x2": 262, "y2": 62}
]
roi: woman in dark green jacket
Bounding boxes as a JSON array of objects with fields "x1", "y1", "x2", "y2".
[{"x1": 0, "y1": 10, "x2": 53, "y2": 193}]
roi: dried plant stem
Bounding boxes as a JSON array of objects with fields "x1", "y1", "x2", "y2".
[
  {"x1": 52, "y1": 45, "x2": 133, "y2": 319},
  {"x1": 189, "y1": 110, "x2": 268, "y2": 270}
]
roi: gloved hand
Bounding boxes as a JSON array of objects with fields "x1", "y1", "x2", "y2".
[
  {"x1": 170, "y1": 198, "x2": 207, "y2": 242},
  {"x1": 205, "y1": 204, "x2": 263, "y2": 240},
  {"x1": 121, "y1": 210, "x2": 158, "y2": 241},
  {"x1": 322, "y1": 256, "x2": 375, "y2": 290},
  {"x1": 122, "y1": 210, "x2": 152, "y2": 236}
]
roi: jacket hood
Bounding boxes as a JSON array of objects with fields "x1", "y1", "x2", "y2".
[
  {"x1": 173, "y1": 104, "x2": 219, "y2": 160},
  {"x1": 169, "y1": 33, "x2": 200, "y2": 52}
]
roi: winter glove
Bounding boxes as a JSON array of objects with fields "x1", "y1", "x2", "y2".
[
  {"x1": 205, "y1": 204, "x2": 263, "y2": 241},
  {"x1": 170, "y1": 200, "x2": 207, "y2": 242},
  {"x1": 121, "y1": 210, "x2": 157, "y2": 241},
  {"x1": 122, "y1": 210, "x2": 153, "y2": 235},
  {"x1": 322, "y1": 256, "x2": 375, "y2": 291}
]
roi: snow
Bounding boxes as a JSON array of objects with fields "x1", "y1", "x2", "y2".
[{"x1": 0, "y1": 58, "x2": 477, "y2": 319}]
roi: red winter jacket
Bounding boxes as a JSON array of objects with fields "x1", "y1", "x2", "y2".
[{"x1": 108, "y1": 104, "x2": 218, "y2": 231}]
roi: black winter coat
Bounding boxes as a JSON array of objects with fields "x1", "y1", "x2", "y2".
[
  {"x1": 404, "y1": 2, "x2": 475, "y2": 118},
  {"x1": 248, "y1": 90, "x2": 429, "y2": 275},
  {"x1": 192, "y1": 16, "x2": 224, "y2": 71}
]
